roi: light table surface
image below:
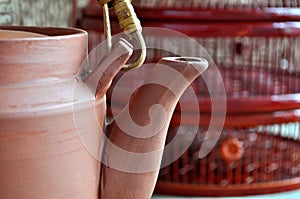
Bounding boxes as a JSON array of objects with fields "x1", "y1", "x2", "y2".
[{"x1": 152, "y1": 189, "x2": 300, "y2": 199}]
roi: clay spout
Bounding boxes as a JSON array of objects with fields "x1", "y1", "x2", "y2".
[{"x1": 100, "y1": 57, "x2": 209, "y2": 199}]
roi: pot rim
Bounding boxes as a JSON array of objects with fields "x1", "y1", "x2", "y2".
[{"x1": 0, "y1": 26, "x2": 87, "y2": 41}]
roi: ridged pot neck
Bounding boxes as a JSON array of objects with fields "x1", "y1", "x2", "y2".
[{"x1": 0, "y1": 26, "x2": 88, "y2": 85}]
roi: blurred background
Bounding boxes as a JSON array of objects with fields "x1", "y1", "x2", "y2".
[
  {"x1": 1, "y1": 0, "x2": 300, "y2": 198},
  {"x1": 0, "y1": 0, "x2": 88, "y2": 26}
]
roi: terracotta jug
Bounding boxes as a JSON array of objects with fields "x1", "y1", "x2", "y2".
[{"x1": 0, "y1": 26, "x2": 208, "y2": 199}]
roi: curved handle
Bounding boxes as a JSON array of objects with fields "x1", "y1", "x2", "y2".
[
  {"x1": 99, "y1": 0, "x2": 146, "y2": 70},
  {"x1": 82, "y1": 39, "x2": 133, "y2": 96}
]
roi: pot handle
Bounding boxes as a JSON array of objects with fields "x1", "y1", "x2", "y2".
[{"x1": 82, "y1": 38, "x2": 133, "y2": 97}]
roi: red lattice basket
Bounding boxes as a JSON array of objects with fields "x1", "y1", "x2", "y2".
[{"x1": 78, "y1": 0, "x2": 300, "y2": 196}]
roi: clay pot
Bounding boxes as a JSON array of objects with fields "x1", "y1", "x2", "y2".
[
  {"x1": 0, "y1": 26, "x2": 208, "y2": 199},
  {"x1": 0, "y1": 26, "x2": 102, "y2": 199}
]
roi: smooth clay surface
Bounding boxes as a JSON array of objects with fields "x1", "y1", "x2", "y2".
[
  {"x1": 0, "y1": 26, "x2": 209, "y2": 199},
  {"x1": 0, "y1": 30, "x2": 47, "y2": 39}
]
